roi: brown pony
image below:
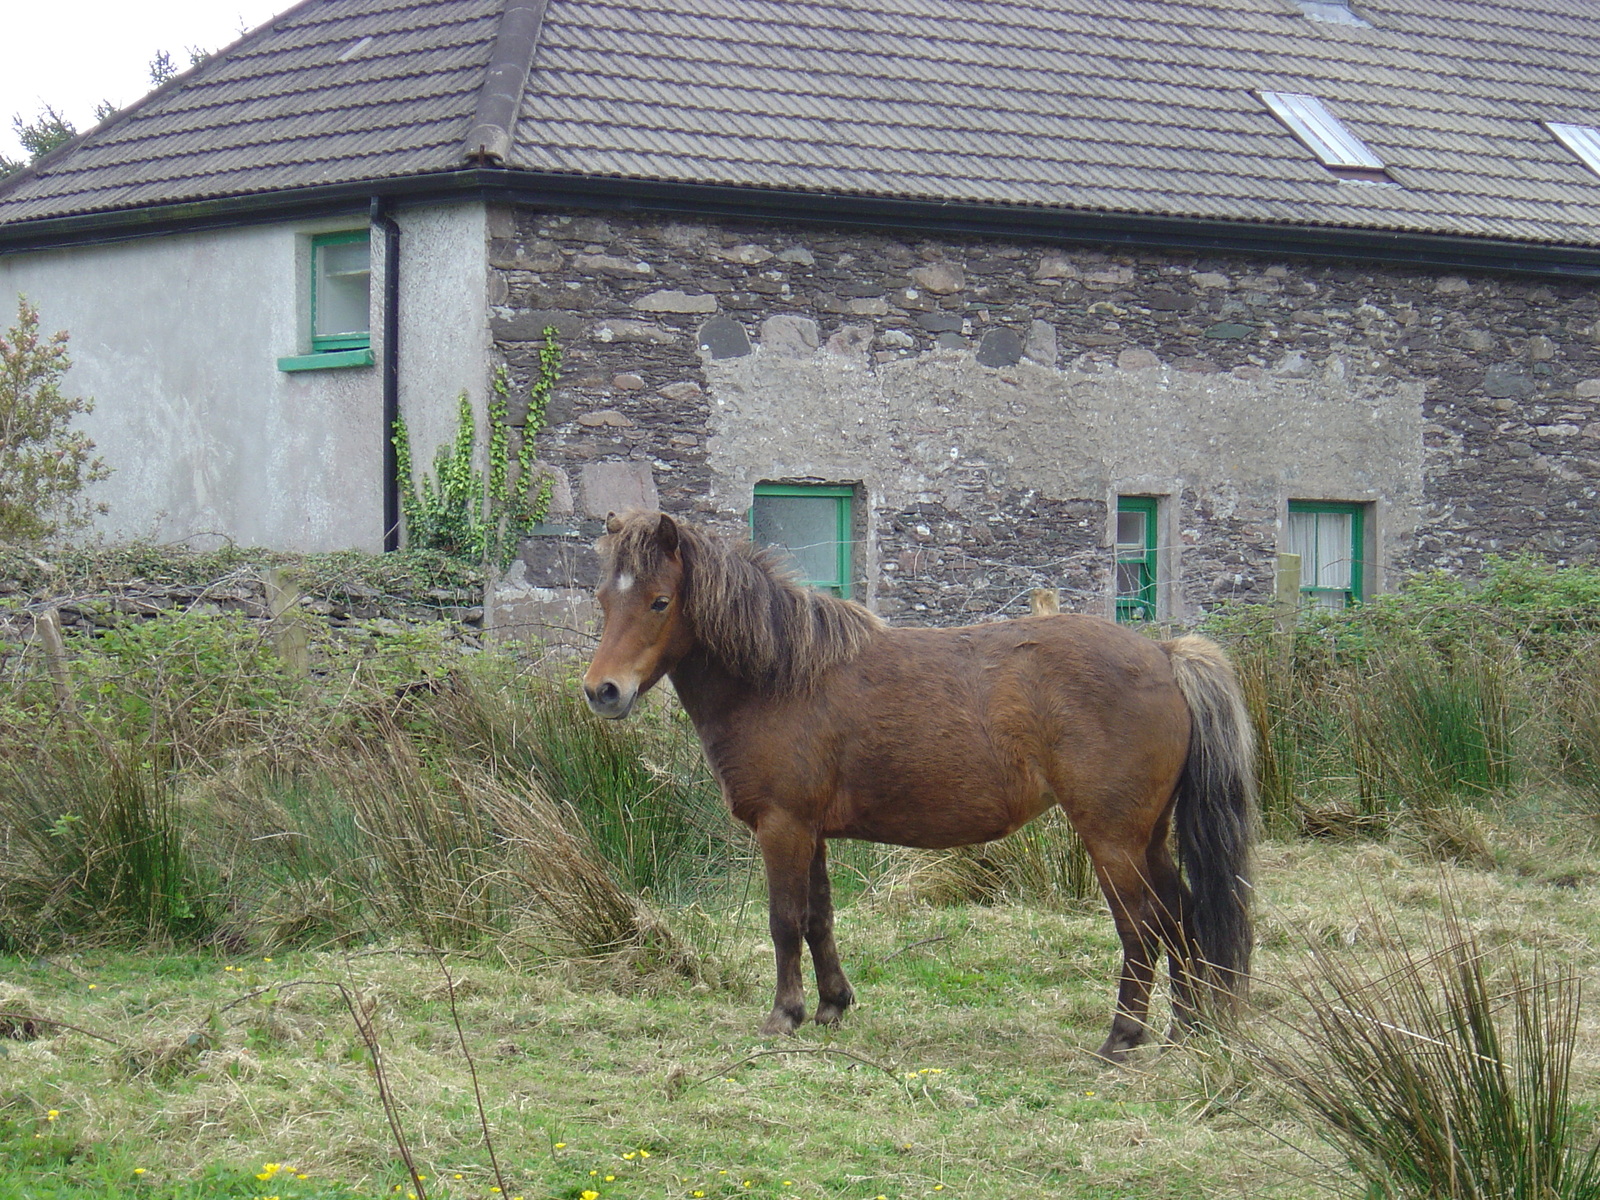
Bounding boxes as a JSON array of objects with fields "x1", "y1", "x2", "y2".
[{"x1": 583, "y1": 511, "x2": 1256, "y2": 1062}]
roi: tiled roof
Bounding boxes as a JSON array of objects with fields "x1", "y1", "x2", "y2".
[
  {"x1": 513, "y1": 0, "x2": 1600, "y2": 245},
  {"x1": 7, "y1": 0, "x2": 1600, "y2": 248},
  {"x1": 0, "y1": 0, "x2": 501, "y2": 224}
]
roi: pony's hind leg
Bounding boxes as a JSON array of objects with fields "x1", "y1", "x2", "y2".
[
  {"x1": 1092, "y1": 856, "x2": 1166, "y2": 1063},
  {"x1": 1146, "y1": 839, "x2": 1200, "y2": 1039},
  {"x1": 806, "y1": 841, "x2": 854, "y2": 1025},
  {"x1": 755, "y1": 809, "x2": 815, "y2": 1036}
]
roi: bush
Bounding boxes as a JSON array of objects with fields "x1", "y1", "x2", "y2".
[
  {"x1": 1213, "y1": 556, "x2": 1600, "y2": 842},
  {"x1": 0, "y1": 297, "x2": 110, "y2": 543}
]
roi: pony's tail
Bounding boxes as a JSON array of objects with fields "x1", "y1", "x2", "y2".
[{"x1": 1162, "y1": 634, "x2": 1258, "y2": 1010}]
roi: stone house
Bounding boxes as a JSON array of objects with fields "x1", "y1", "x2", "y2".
[{"x1": 3, "y1": 0, "x2": 1600, "y2": 632}]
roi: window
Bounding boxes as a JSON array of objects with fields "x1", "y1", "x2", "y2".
[
  {"x1": 1258, "y1": 91, "x2": 1387, "y2": 179},
  {"x1": 1287, "y1": 501, "x2": 1365, "y2": 610},
  {"x1": 1115, "y1": 496, "x2": 1158, "y2": 622},
  {"x1": 311, "y1": 231, "x2": 371, "y2": 349},
  {"x1": 750, "y1": 484, "x2": 854, "y2": 597},
  {"x1": 1548, "y1": 122, "x2": 1600, "y2": 179},
  {"x1": 278, "y1": 229, "x2": 373, "y2": 371}
]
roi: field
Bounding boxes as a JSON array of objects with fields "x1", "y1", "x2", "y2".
[{"x1": 2, "y1": 550, "x2": 1600, "y2": 1200}]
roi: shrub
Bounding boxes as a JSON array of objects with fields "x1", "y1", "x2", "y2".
[{"x1": 0, "y1": 297, "x2": 109, "y2": 543}]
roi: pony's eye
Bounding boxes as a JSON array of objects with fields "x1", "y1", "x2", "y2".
[{"x1": 650, "y1": 596, "x2": 671, "y2": 612}]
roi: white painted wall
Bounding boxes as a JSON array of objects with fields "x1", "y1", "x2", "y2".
[{"x1": 0, "y1": 201, "x2": 489, "y2": 551}]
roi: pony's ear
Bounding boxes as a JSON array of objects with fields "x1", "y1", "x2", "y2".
[
  {"x1": 655, "y1": 512, "x2": 680, "y2": 555},
  {"x1": 605, "y1": 512, "x2": 623, "y2": 535}
]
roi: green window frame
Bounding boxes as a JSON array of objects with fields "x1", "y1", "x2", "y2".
[
  {"x1": 278, "y1": 230, "x2": 375, "y2": 372},
  {"x1": 310, "y1": 230, "x2": 372, "y2": 351},
  {"x1": 1115, "y1": 496, "x2": 1158, "y2": 622},
  {"x1": 1287, "y1": 501, "x2": 1365, "y2": 610},
  {"x1": 749, "y1": 484, "x2": 854, "y2": 598}
]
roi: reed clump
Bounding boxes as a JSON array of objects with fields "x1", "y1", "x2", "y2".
[
  {"x1": 1216, "y1": 555, "x2": 1600, "y2": 850},
  {"x1": 1249, "y1": 903, "x2": 1600, "y2": 1200}
]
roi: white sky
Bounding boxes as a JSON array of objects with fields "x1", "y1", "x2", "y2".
[{"x1": 2, "y1": 0, "x2": 293, "y2": 163}]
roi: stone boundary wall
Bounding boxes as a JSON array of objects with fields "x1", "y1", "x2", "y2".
[
  {"x1": 0, "y1": 571, "x2": 485, "y2": 660},
  {"x1": 488, "y1": 207, "x2": 1599, "y2": 628}
]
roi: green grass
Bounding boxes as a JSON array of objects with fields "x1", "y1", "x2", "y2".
[
  {"x1": 3, "y1": 842, "x2": 1599, "y2": 1200},
  {"x1": 5, "y1": 555, "x2": 1600, "y2": 1198}
]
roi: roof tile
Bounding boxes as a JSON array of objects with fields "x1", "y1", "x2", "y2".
[{"x1": 6, "y1": 0, "x2": 1600, "y2": 248}]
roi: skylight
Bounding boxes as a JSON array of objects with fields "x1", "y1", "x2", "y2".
[
  {"x1": 1259, "y1": 91, "x2": 1386, "y2": 173},
  {"x1": 1548, "y1": 122, "x2": 1600, "y2": 178},
  {"x1": 1294, "y1": 1, "x2": 1372, "y2": 27}
]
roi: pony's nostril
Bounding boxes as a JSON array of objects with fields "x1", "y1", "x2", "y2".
[{"x1": 585, "y1": 680, "x2": 622, "y2": 712}]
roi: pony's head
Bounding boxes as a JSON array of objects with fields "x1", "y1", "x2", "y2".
[{"x1": 583, "y1": 510, "x2": 693, "y2": 718}]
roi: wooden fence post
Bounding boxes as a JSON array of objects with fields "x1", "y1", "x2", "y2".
[
  {"x1": 1274, "y1": 552, "x2": 1302, "y2": 637},
  {"x1": 35, "y1": 607, "x2": 74, "y2": 714},
  {"x1": 263, "y1": 569, "x2": 309, "y2": 677}
]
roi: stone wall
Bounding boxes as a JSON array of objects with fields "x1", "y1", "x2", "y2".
[{"x1": 488, "y1": 205, "x2": 1600, "y2": 629}]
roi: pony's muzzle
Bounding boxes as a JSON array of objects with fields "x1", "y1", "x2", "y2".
[{"x1": 584, "y1": 678, "x2": 636, "y2": 719}]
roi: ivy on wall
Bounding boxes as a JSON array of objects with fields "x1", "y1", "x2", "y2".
[{"x1": 391, "y1": 326, "x2": 560, "y2": 568}]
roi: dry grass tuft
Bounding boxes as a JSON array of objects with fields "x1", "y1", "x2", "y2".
[{"x1": 1248, "y1": 898, "x2": 1600, "y2": 1200}]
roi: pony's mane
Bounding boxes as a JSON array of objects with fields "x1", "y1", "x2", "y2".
[{"x1": 603, "y1": 511, "x2": 883, "y2": 693}]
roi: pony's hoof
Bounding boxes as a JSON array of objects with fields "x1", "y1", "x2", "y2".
[
  {"x1": 814, "y1": 1000, "x2": 851, "y2": 1026},
  {"x1": 1092, "y1": 1036, "x2": 1141, "y2": 1064},
  {"x1": 759, "y1": 1009, "x2": 802, "y2": 1036}
]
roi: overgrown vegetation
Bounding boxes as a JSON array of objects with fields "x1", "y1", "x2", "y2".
[
  {"x1": 393, "y1": 329, "x2": 560, "y2": 567},
  {"x1": 0, "y1": 548, "x2": 1598, "y2": 1197},
  {"x1": 0, "y1": 297, "x2": 109, "y2": 543},
  {"x1": 1210, "y1": 555, "x2": 1600, "y2": 848}
]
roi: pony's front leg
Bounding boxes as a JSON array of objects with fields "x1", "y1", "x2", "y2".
[
  {"x1": 807, "y1": 841, "x2": 854, "y2": 1025},
  {"x1": 755, "y1": 810, "x2": 815, "y2": 1036}
]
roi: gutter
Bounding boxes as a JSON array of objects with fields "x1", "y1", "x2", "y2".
[
  {"x1": 5, "y1": 168, "x2": 1600, "y2": 281},
  {"x1": 370, "y1": 196, "x2": 401, "y2": 553}
]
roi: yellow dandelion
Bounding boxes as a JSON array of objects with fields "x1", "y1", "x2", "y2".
[
  {"x1": 133, "y1": 1168, "x2": 146, "y2": 1175},
  {"x1": 605, "y1": 1175, "x2": 616, "y2": 1182},
  {"x1": 45, "y1": 1111, "x2": 59, "y2": 1121},
  {"x1": 554, "y1": 1142, "x2": 566, "y2": 1149},
  {"x1": 639, "y1": 1150, "x2": 651, "y2": 1158},
  {"x1": 624, "y1": 1152, "x2": 637, "y2": 1161},
  {"x1": 581, "y1": 1192, "x2": 599, "y2": 1200},
  {"x1": 88, "y1": 984, "x2": 96, "y2": 990},
  {"x1": 694, "y1": 1192, "x2": 705, "y2": 1198},
  {"x1": 743, "y1": 1181, "x2": 753, "y2": 1188}
]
